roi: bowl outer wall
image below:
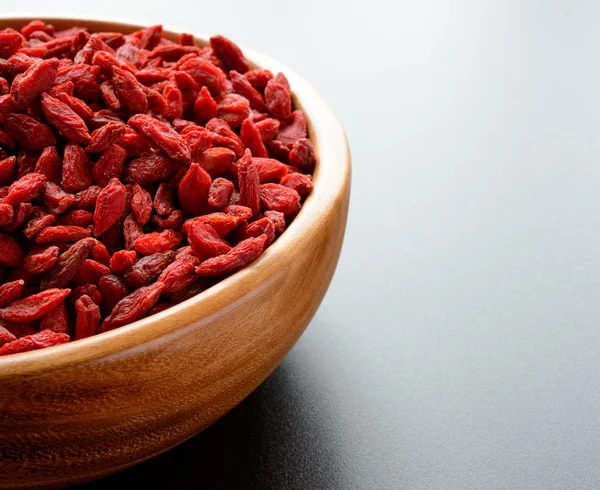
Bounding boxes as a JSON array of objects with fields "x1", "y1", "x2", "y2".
[{"x1": 0, "y1": 17, "x2": 351, "y2": 489}]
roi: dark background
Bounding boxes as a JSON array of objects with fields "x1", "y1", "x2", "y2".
[{"x1": 8, "y1": 1, "x2": 600, "y2": 488}]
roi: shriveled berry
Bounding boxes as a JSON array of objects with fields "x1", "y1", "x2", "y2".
[
  {"x1": 93, "y1": 178, "x2": 126, "y2": 236},
  {"x1": 196, "y1": 235, "x2": 267, "y2": 277}
]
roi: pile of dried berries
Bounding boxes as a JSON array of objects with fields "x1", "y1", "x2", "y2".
[{"x1": 0, "y1": 21, "x2": 315, "y2": 356}]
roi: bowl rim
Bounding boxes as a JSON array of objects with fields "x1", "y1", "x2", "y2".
[{"x1": 0, "y1": 16, "x2": 350, "y2": 374}]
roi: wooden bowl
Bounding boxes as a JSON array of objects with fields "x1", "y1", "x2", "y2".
[{"x1": 0, "y1": 17, "x2": 350, "y2": 489}]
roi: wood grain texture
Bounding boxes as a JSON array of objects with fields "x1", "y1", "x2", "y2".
[{"x1": 0, "y1": 17, "x2": 351, "y2": 489}]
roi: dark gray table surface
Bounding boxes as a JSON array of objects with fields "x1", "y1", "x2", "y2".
[{"x1": 8, "y1": 1, "x2": 600, "y2": 488}]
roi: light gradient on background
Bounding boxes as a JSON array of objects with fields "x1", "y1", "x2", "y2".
[{"x1": 5, "y1": 2, "x2": 600, "y2": 489}]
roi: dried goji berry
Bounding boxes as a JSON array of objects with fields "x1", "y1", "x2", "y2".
[
  {"x1": 123, "y1": 251, "x2": 175, "y2": 288},
  {"x1": 56, "y1": 209, "x2": 93, "y2": 226},
  {"x1": 0, "y1": 288, "x2": 71, "y2": 322},
  {"x1": 110, "y1": 66, "x2": 148, "y2": 113},
  {"x1": 0, "y1": 156, "x2": 15, "y2": 185},
  {"x1": 152, "y1": 209, "x2": 184, "y2": 230},
  {"x1": 178, "y1": 57, "x2": 226, "y2": 95},
  {"x1": 93, "y1": 178, "x2": 126, "y2": 236},
  {"x1": 196, "y1": 234, "x2": 267, "y2": 277},
  {"x1": 187, "y1": 222, "x2": 231, "y2": 260},
  {"x1": 185, "y1": 212, "x2": 241, "y2": 237},
  {"x1": 153, "y1": 182, "x2": 175, "y2": 215},
  {"x1": 86, "y1": 120, "x2": 126, "y2": 153},
  {"x1": 23, "y1": 207, "x2": 56, "y2": 240},
  {"x1": 0, "y1": 326, "x2": 16, "y2": 346},
  {"x1": 134, "y1": 229, "x2": 182, "y2": 255},
  {"x1": 178, "y1": 163, "x2": 211, "y2": 216},
  {"x1": 157, "y1": 253, "x2": 200, "y2": 293},
  {"x1": 24, "y1": 245, "x2": 60, "y2": 274},
  {"x1": 72, "y1": 259, "x2": 111, "y2": 286},
  {"x1": 0, "y1": 329, "x2": 69, "y2": 356},
  {"x1": 208, "y1": 177, "x2": 235, "y2": 209},
  {"x1": 40, "y1": 92, "x2": 90, "y2": 143},
  {"x1": 244, "y1": 217, "x2": 275, "y2": 246},
  {"x1": 74, "y1": 294, "x2": 101, "y2": 340},
  {"x1": 98, "y1": 273, "x2": 129, "y2": 314},
  {"x1": 0, "y1": 113, "x2": 56, "y2": 150},
  {"x1": 209, "y1": 35, "x2": 249, "y2": 74},
  {"x1": 4, "y1": 172, "x2": 46, "y2": 206},
  {"x1": 131, "y1": 184, "x2": 152, "y2": 225},
  {"x1": 230, "y1": 70, "x2": 267, "y2": 112},
  {"x1": 0, "y1": 279, "x2": 24, "y2": 307},
  {"x1": 289, "y1": 138, "x2": 316, "y2": 172},
  {"x1": 40, "y1": 300, "x2": 69, "y2": 334},
  {"x1": 129, "y1": 114, "x2": 191, "y2": 164},
  {"x1": 193, "y1": 85, "x2": 218, "y2": 124},
  {"x1": 2, "y1": 322, "x2": 36, "y2": 339},
  {"x1": 0, "y1": 203, "x2": 13, "y2": 226},
  {"x1": 34, "y1": 146, "x2": 62, "y2": 184},
  {"x1": 43, "y1": 182, "x2": 75, "y2": 214},
  {"x1": 109, "y1": 249, "x2": 137, "y2": 275},
  {"x1": 237, "y1": 150, "x2": 261, "y2": 218},
  {"x1": 240, "y1": 118, "x2": 268, "y2": 158},
  {"x1": 73, "y1": 185, "x2": 100, "y2": 210},
  {"x1": 0, "y1": 233, "x2": 24, "y2": 266},
  {"x1": 11, "y1": 58, "x2": 58, "y2": 108},
  {"x1": 62, "y1": 142, "x2": 92, "y2": 192},
  {"x1": 101, "y1": 281, "x2": 163, "y2": 330},
  {"x1": 280, "y1": 172, "x2": 313, "y2": 197},
  {"x1": 259, "y1": 183, "x2": 301, "y2": 216},
  {"x1": 92, "y1": 144, "x2": 126, "y2": 187},
  {"x1": 244, "y1": 69, "x2": 273, "y2": 90},
  {"x1": 0, "y1": 29, "x2": 24, "y2": 59},
  {"x1": 40, "y1": 237, "x2": 95, "y2": 289},
  {"x1": 264, "y1": 78, "x2": 291, "y2": 120},
  {"x1": 197, "y1": 147, "x2": 236, "y2": 178}
]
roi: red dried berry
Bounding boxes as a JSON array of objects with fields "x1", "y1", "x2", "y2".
[
  {"x1": 0, "y1": 156, "x2": 16, "y2": 185},
  {"x1": 123, "y1": 251, "x2": 175, "y2": 288},
  {"x1": 197, "y1": 147, "x2": 236, "y2": 178},
  {"x1": 0, "y1": 233, "x2": 24, "y2": 266},
  {"x1": 187, "y1": 221, "x2": 231, "y2": 260},
  {"x1": 101, "y1": 281, "x2": 163, "y2": 330},
  {"x1": 74, "y1": 294, "x2": 101, "y2": 340},
  {"x1": 128, "y1": 114, "x2": 191, "y2": 164},
  {"x1": 208, "y1": 177, "x2": 235, "y2": 209},
  {"x1": 157, "y1": 254, "x2": 200, "y2": 293},
  {"x1": 244, "y1": 69, "x2": 273, "y2": 90},
  {"x1": 178, "y1": 163, "x2": 211, "y2": 216},
  {"x1": 110, "y1": 249, "x2": 137, "y2": 275},
  {"x1": 264, "y1": 210, "x2": 286, "y2": 234},
  {"x1": 230, "y1": 70, "x2": 267, "y2": 112},
  {"x1": 86, "y1": 120, "x2": 126, "y2": 153},
  {"x1": 193, "y1": 85, "x2": 218, "y2": 124},
  {"x1": 264, "y1": 78, "x2": 292, "y2": 120},
  {"x1": 134, "y1": 229, "x2": 182, "y2": 255},
  {"x1": 186, "y1": 212, "x2": 242, "y2": 237},
  {"x1": 280, "y1": 172, "x2": 313, "y2": 197},
  {"x1": 39, "y1": 300, "x2": 69, "y2": 335},
  {"x1": 43, "y1": 182, "x2": 75, "y2": 214},
  {"x1": 40, "y1": 237, "x2": 96, "y2": 289},
  {"x1": 34, "y1": 146, "x2": 62, "y2": 184},
  {"x1": 56, "y1": 209, "x2": 93, "y2": 227},
  {"x1": 62, "y1": 142, "x2": 92, "y2": 192},
  {"x1": 0, "y1": 29, "x2": 24, "y2": 58},
  {"x1": 0, "y1": 329, "x2": 70, "y2": 356},
  {"x1": 0, "y1": 288, "x2": 71, "y2": 322},
  {"x1": 24, "y1": 246, "x2": 60, "y2": 274},
  {"x1": 72, "y1": 259, "x2": 111, "y2": 286},
  {"x1": 289, "y1": 138, "x2": 316, "y2": 172},
  {"x1": 209, "y1": 35, "x2": 249, "y2": 74},
  {"x1": 237, "y1": 150, "x2": 261, "y2": 218},
  {"x1": 110, "y1": 66, "x2": 148, "y2": 113},
  {"x1": 0, "y1": 279, "x2": 25, "y2": 307},
  {"x1": 196, "y1": 234, "x2": 267, "y2": 277},
  {"x1": 0, "y1": 113, "x2": 56, "y2": 150},
  {"x1": 92, "y1": 144, "x2": 126, "y2": 187},
  {"x1": 240, "y1": 118, "x2": 268, "y2": 158},
  {"x1": 41, "y1": 93, "x2": 90, "y2": 143},
  {"x1": 93, "y1": 178, "x2": 126, "y2": 236},
  {"x1": 131, "y1": 184, "x2": 152, "y2": 225},
  {"x1": 98, "y1": 273, "x2": 129, "y2": 315},
  {"x1": 259, "y1": 183, "x2": 301, "y2": 216},
  {"x1": 4, "y1": 172, "x2": 46, "y2": 206},
  {"x1": 11, "y1": 58, "x2": 58, "y2": 107}
]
